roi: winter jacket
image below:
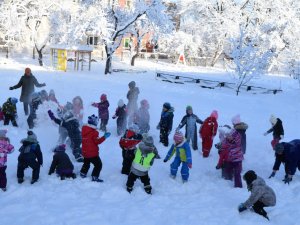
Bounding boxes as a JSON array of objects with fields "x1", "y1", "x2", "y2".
[
  {"x1": 0, "y1": 139, "x2": 14, "y2": 167},
  {"x1": 165, "y1": 141, "x2": 192, "y2": 164},
  {"x1": 234, "y1": 122, "x2": 248, "y2": 154},
  {"x1": 2, "y1": 98, "x2": 17, "y2": 116},
  {"x1": 92, "y1": 100, "x2": 110, "y2": 120},
  {"x1": 158, "y1": 108, "x2": 174, "y2": 132},
  {"x1": 114, "y1": 105, "x2": 127, "y2": 126},
  {"x1": 272, "y1": 153, "x2": 288, "y2": 173},
  {"x1": 18, "y1": 140, "x2": 43, "y2": 166},
  {"x1": 279, "y1": 139, "x2": 300, "y2": 175},
  {"x1": 0, "y1": 107, "x2": 4, "y2": 121},
  {"x1": 127, "y1": 87, "x2": 139, "y2": 114},
  {"x1": 81, "y1": 124, "x2": 105, "y2": 158},
  {"x1": 53, "y1": 117, "x2": 82, "y2": 145},
  {"x1": 49, "y1": 151, "x2": 74, "y2": 174},
  {"x1": 220, "y1": 130, "x2": 243, "y2": 163},
  {"x1": 244, "y1": 176, "x2": 276, "y2": 208},
  {"x1": 266, "y1": 118, "x2": 284, "y2": 139},
  {"x1": 134, "y1": 107, "x2": 150, "y2": 133},
  {"x1": 131, "y1": 142, "x2": 159, "y2": 176},
  {"x1": 119, "y1": 130, "x2": 143, "y2": 150},
  {"x1": 11, "y1": 74, "x2": 45, "y2": 103},
  {"x1": 200, "y1": 116, "x2": 218, "y2": 137},
  {"x1": 179, "y1": 113, "x2": 203, "y2": 140}
]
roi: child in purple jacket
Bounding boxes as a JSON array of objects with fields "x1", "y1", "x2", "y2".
[
  {"x1": 92, "y1": 94, "x2": 110, "y2": 132},
  {"x1": 0, "y1": 130, "x2": 14, "y2": 191}
]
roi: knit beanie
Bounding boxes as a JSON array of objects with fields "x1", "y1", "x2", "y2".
[
  {"x1": 128, "y1": 81, "x2": 136, "y2": 89},
  {"x1": 49, "y1": 89, "x2": 55, "y2": 96},
  {"x1": 140, "y1": 99, "x2": 149, "y2": 109},
  {"x1": 118, "y1": 99, "x2": 125, "y2": 107},
  {"x1": 231, "y1": 114, "x2": 241, "y2": 125},
  {"x1": 269, "y1": 114, "x2": 277, "y2": 125},
  {"x1": 0, "y1": 129, "x2": 7, "y2": 138},
  {"x1": 88, "y1": 114, "x2": 99, "y2": 126},
  {"x1": 26, "y1": 131, "x2": 37, "y2": 143},
  {"x1": 243, "y1": 170, "x2": 257, "y2": 186},
  {"x1": 274, "y1": 143, "x2": 284, "y2": 154},
  {"x1": 163, "y1": 102, "x2": 171, "y2": 110},
  {"x1": 53, "y1": 144, "x2": 66, "y2": 152},
  {"x1": 174, "y1": 131, "x2": 184, "y2": 144},
  {"x1": 9, "y1": 97, "x2": 18, "y2": 105},
  {"x1": 210, "y1": 110, "x2": 218, "y2": 120},
  {"x1": 129, "y1": 124, "x2": 140, "y2": 133},
  {"x1": 100, "y1": 94, "x2": 107, "y2": 101},
  {"x1": 186, "y1": 105, "x2": 193, "y2": 114},
  {"x1": 143, "y1": 135, "x2": 154, "y2": 147}
]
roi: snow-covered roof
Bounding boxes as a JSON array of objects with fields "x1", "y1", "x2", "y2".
[{"x1": 50, "y1": 44, "x2": 93, "y2": 52}]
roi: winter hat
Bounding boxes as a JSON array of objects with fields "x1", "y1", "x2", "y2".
[
  {"x1": 39, "y1": 90, "x2": 48, "y2": 101},
  {"x1": 118, "y1": 99, "x2": 125, "y2": 107},
  {"x1": 174, "y1": 131, "x2": 184, "y2": 144},
  {"x1": 25, "y1": 67, "x2": 31, "y2": 75},
  {"x1": 129, "y1": 124, "x2": 140, "y2": 133},
  {"x1": 100, "y1": 94, "x2": 107, "y2": 101},
  {"x1": 143, "y1": 135, "x2": 154, "y2": 147},
  {"x1": 243, "y1": 170, "x2": 257, "y2": 186},
  {"x1": 9, "y1": 97, "x2": 18, "y2": 105},
  {"x1": 53, "y1": 144, "x2": 66, "y2": 152},
  {"x1": 49, "y1": 89, "x2": 55, "y2": 96},
  {"x1": 31, "y1": 92, "x2": 41, "y2": 102},
  {"x1": 186, "y1": 105, "x2": 193, "y2": 111},
  {"x1": 269, "y1": 114, "x2": 277, "y2": 125},
  {"x1": 64, "y1": 102, "x2": 73, "y2": 111},
  {"x1": 210, "y1": 110, "x2": 218, "y2": 120},
  {"x1": 231, "y1": 114, "x2": 241, "y2": 125},
  {"x1": 128, "y1": 81, "x2": 136, "y2": 89},
  {"x1": 274, "y1": 143, "x2": 284, "y2": 154},
  {"x1": 0, "y1": 129, "x2": 7, "y2": 138},
  {"x1": 88, "y1": 114, "x2": 99, "y2": 126},
  {"x1": 163, "y1": 102, "x2": 171, "y2": 110},
  {"x1": 140, "y1": 99, "x2": 149, "y2": 109},
  {"x1": 26, "y1": 130, "x2": 37, "y2": 143}
]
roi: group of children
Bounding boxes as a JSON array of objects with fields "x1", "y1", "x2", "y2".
[{"x1": 0, "y1": 72, "x2": 293, "y2": 220}]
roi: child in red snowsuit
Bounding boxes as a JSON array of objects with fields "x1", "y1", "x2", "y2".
[{"x1": 199, "y1": 110, "x2": 218, "y2": 157}]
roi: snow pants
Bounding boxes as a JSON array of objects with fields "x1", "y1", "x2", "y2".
[
  {"x1": 80, "y1": 156, "x2": 102, "y2": 178},
  {"x1": 223, "y1": 161, "x2": 242, "y2": 188},
  {"x1": 100, "y1": 119, "x2": 108, "y2": 132},
  {"x1": 201, "y1": 136, "x2": 213, "y2": 157},
  {"x1": 17, "y1": 159, "x2": 40, "y2": 181},
  {"x1": 160, "y1": 127, "x2": 169, "y2": 147},
  {"x1": 0, "y1": 166, "x2": 7, "y2": 189},
  {"x1": 170, "y1": 157, "x2": 189, "y2": 181},
  {"x1": 4, "y1": 114, "x2": 17, "y2": 127},
  {"x1": 126, "y1": 172, "x2": 151, "y2": 194},
  {"x1": 121, "y1": 149, "x2": 135, "y2": 175}
]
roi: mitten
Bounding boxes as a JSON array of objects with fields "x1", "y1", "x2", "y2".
[
  {"x1": 112, "y1": 115, "x2": 116, "y2": 119},
  {"x1": 263, "y1": 132, "x2": 268, "y2": 136},
  {"x1": 104, "y1": 132, "x2": 111, "y2": 139},
  {"x1": 48, "y1": 171, "x2": 52, "y2": 175},
  {"x1": 48, "y1": 110, "x2": 55, "y2": 120},
  {"x1": 188, "y1": 163, "x2": 192, "y2": 169},
  {"x1": 238, "y1": 203, "x2": 247, "y2": 212},
  {"x1": 163, "y1": 158, "x2": 168, "y2": 163},
  {"x1": 268, "y1": 171, "x2": 276, "y2": 179},
  {"x1": 9, "y1": 87, "x2": 14, "y2": 90},
  {"x1": 283, "y1": 175, "x2": 292, "y2": 184},
  {"x1": 41, "y1": 83, "x2": 46, "y2": 87},
  {"x1": 216, "y1": 165, "x2": 221, "y2": 170}
]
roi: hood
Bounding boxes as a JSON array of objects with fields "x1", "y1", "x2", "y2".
[
  {"x1": 139, "y1": 142, "x2": 154, "y2": 155},
  {"x1": 234, "y1": 122, "x2": 248, "y2": 130},
  {"x1": 251, "y1": 176, "x2": 266, "y2": 187}
]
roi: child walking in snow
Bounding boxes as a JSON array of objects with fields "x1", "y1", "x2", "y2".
[
  {"x1": 157, "y1": 102, "x2": 174, "y2": 147},
  {"x1": 48, "y1": 144, "x2": 76, "y2": 180},
  {"x1": 199, "y1": 110, "x2": 218, "y2": 157},
  {"x1": 238, "y1": 170, "x2": 276, "y2": 220},
  {"x1": 264, "y1": 114, "x2": 284, "y2": 149},
  {"x1": 0, "y1": 130, "x2": 14, "y2": 191},
  {"x1": 17, "y1": 131, "x2": 43, "y2": 184},
  {"x1": 2, "y1": 97, "x2": 18, "y2": 127},
  {"x1": 134, "y1": 99, "x2": 150, "y2": 134},
  {"x1": 27, "y1": 92, "x2": 42, "y2": 129},
  {"x1": 119, "y1": 125, "x2": 143, "y2": 175},
  {"x1": 163, "y1": 131, "x2": 192, "y2": 182},
  {"x1": 232, "y1": 115, "x2": 248, "y2": 154},
  {"x1": 80, "y1": 115, "x2": 111, "y2": 182},
  {"x1": 112, "y1": 99, "x2": 127, "y2": 136},
  {"x1": 127, "y1": 81, "x2": 140, "y2": 126},
  {"x1": 92, "y1": 94, "x2": 110, "y2": 132},
  {"x1": 177, "y1": 105, "x2": 202, "y2": 150},
  {"x1": 126, "y1": 135, "x2": 159, "y2": 194}
]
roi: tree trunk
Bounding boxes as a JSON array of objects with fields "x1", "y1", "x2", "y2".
[
  {"x1": 131, "y1": 48, "x2": 139, "y2": 66},
  {"x1": 32, "y1": 47, "x2": 35, "y2": 59},
  {"x1": 105, "y1": 55, "x2": 112, "y2": 74},
  {"x1": 37, "y1": 49, "x2": 43, "y2": 66}
]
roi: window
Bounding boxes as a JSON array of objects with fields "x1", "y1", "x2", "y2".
[
  {"x1": 87, "y1": 36, "x2": 99, "y2": 46},
  {"x1": 126, "y1": 0, "x2": 132, "y2": 9},
  {"x1": 123, "y1": 38, "x2": 130, "y2": 48}
]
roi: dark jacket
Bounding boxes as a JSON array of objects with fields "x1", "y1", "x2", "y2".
[
  {"x1": 279, "y1": 140, "x2": 300, "y2": 175},
  {"x1": 2, "y1": 98, "x2": 17, "y2": 116},
  {"x1": 92, "y1": 100, "x2": 109, "y2": 120},
  {"x1": 18, "y1": 140, "x2": 43, "y2": 165},
  {"x1": 49, "y1": 151, "x2": 74, "y2": 174},
  {"x1": 179, "y1": 113, "x2": 203, "y2": 140},
  {"x1": 158, "y1": 108, "x2": 174, "y2": 132},
  {"x1": 234, "y1": 122, "x2": 248, "y2": 154},
  {"x1": 53, "y1": 117, "x2": 82, "y2": 145},
  {"x1": 11, "y1": 74, "x2": 45, "y2": 103},
  {"x1": 115, "y1": 105, "x2": 127, "y2": 127},
  {"x1": 267, "y1": 118, "x2": 284, "y2": 139}
]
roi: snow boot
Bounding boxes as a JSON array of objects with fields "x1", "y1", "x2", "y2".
[
  {"x1": 80, "y1": 172, "x2": 87, "y2": 178},
  {"x1": 18, "y1": 178, "x2": 24, "y2": 184},
  {"x1": 144, "y1": 186, "x2": 152, "y2": 195},
  {"x1": 127, "y1": 186, "x2": 133, "y2": 193},
  {"x1": 1, "y1": 188, "x2": 7, "y2": 192},
  {"x1": 31, "y1": 179, "x2": 38, "y2": 184},
  {"x1": 92, "y1": 176, "x2": 103, "y2": 182}
]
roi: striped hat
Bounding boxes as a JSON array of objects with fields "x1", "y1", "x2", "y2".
[{"x1": 174, "y1": 131, "x2": 184, "y2": 144}]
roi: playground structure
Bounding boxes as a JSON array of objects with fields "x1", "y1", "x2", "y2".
[{"x1": 50, "y1": 45, "x2": 93, "y2": 72}]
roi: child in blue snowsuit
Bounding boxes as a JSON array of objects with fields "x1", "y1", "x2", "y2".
[{"x1": 164, "y1": 131, "x2": 192, "y2": 182}]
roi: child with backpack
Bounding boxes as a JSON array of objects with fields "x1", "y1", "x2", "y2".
[
  {"x1": 2, "y1": 97, "x2": 18, "y2": 127},
  {"x1": 238, "y1": 170, "x2": 276, "y2": 220},
  {"x1": 119, "y1": 125, "x2": 143, "y2": 175},
  {"x1": 199, "y1": 110, "x2": 218, "y2": 157},
  {"x1": 126, "y1": 135, "x2": 159, "y2": 194},
  {"x1": 232, "y1": 115, "x2": 248, "y2": 154},
  {"x1": 48, "y1": 144, "x2": 76, "y2": 180},
  {"x1": 177, "y1": 105, "x2": 202, "y2": 150},
  {"x1": 80, "y1": 115, "x2": 111, "y2": 182},
  {"x1": 0, "y1": 130, "x2": 14, "y2": 191},
  {"x1": 112, "y1": 99, "x2": 127, "y2": 136},
  {"x1": 92, "y1": 94, "x2": 110, "y2": 132},
  {"x1": 163, "y1": 131, "x2": 192, "y2": 182},
  {"x1": 264, "y1": 114, "x2": 284, "y2": 149},
  {"x1": 157, "y1": 102, "x2": 174, "y2": 147},
  {"x1": 17, "y1": 131, "x2": 43, "y2": 184}
]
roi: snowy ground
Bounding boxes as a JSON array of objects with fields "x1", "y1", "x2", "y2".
[{"x1": 0, "y1": 56, "x2": 299, "y2": 225}]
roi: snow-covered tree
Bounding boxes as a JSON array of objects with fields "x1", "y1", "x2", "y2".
[{"x1": 227, "y1": 26, "x2": 275, "y2": 95}]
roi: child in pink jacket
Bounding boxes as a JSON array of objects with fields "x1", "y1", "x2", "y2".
[{"x1": 0, "y1": 130, "x2": 14, "y2": 191}]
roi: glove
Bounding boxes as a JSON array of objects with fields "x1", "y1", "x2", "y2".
[
  {"x1": 188, "y1": 163, "x2": 192, "y2": 169},
  {"x1": 48, "y1": 171, "x2": 52, "y2": 175},
  {"x1": 41, "y1": 83, "x2": 46, "y2": 87},
  {"x1": 104, "y1": 132, "x2": 111, "y2": 139},
  {"x1": 238, "y1": 203, "x2": 247, "y2": 212},
  {"x1": 156, "y1": 124, "x2": 160, "y2": 130},
  {"x1": 280, "y1": 135, "x2": 284, "y2": 139},
  {"x1": 163, "y1": 159, "x2": 168, "y2": 163},
  {"x1": 112, "y1": 115, "x2": 116, "y2": 119},
  {"x1": 268, "y1": 171, "x2": 276, "y2": 179},
  {"x1": 48, "y1": 110, "x2": 55, "y2": 120},
  {"x1": 283, "y1": 175, "x2": 292, "y2": 184},
  {"x1": 263, "y1": 132, "x2": 268, "y2": 136},
  {"x1": 9, "y1": 86, "x2": 14, "y2": 90},
  {"x1": 216, "y1": 165, "x2": 221, "y2": 170}
]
